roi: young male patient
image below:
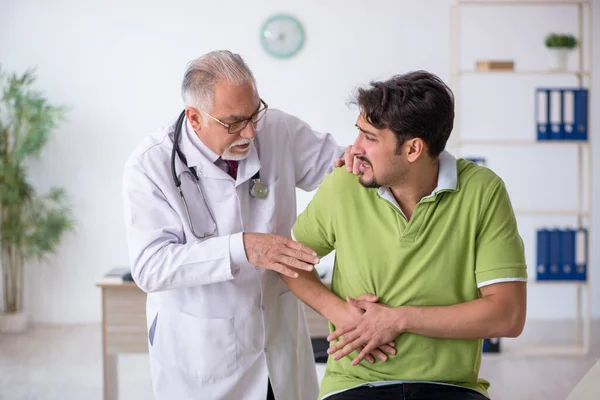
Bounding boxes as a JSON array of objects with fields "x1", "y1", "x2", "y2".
[{"x1": 283, "y1": 71, "x2": 527, "y2": 400}]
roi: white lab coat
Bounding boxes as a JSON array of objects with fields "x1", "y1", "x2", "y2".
[{"x1": 122, "y1": 109, "x2": 342, "y2": 400}]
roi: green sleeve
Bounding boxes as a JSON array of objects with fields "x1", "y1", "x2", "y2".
[
  {"x1": 475, "y1": 178, "x2": 528, "y2": 286},
  {"x1": 292, "y1": 171, "x2": 337, "y2": 257}
]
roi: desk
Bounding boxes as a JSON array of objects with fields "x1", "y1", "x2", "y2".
[
  {"x1": 97, "y1": 278, "x2": 330, "y2": 400},
  {"x1": 97, "y1": 278, "x2": 148, "y2": 400}
]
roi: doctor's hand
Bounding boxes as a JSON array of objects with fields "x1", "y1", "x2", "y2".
[
  {"x1": 328, "y1": 296, "x2": 403, "y2": 366},
  {"x1": 333, "y1": 145, "x2": 360, "y2": 175},
  {"x1": 242, "y1": 233, "x2": 319, "y2": 278},
  {"x1": 330, "y1": 294, "x2": 396, "y2": 365}
]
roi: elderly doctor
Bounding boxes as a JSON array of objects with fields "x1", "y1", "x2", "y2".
[{"x1": 123, "y1": 50, "x2": 357, "y2": 400}]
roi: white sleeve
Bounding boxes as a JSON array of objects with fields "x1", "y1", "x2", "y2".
[
  {"x1": 286, "y1": 114, "x2": 345, "y2": 191},
  {"x1": 122, "y1": 160, "x2": 246, "y2": 293}
]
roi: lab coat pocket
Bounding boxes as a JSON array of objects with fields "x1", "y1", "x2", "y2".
[
  {"x1": 252, "y1": 177, "x2": 294, "y2": 235},
  {"x1": 250, "y1": 177, "x2": 278, "y2": 233},
  {"x1": 152, "y1": 308, "x2": 237, "y2": 382}
]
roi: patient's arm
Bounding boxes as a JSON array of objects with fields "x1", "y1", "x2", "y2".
[
  {"x1": 280, "y1": 270, "x2": 395, "y2": 363},
  {"x1": 280, "y1": 269, "x2": 345, "y2": 323},
  {"x1": 327, "y1": 281, "x2": 527, "y2": 366}
]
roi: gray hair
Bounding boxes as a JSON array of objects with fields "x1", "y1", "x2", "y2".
[{"x1": 181, "y1": 50, "x2": 256, "y2": 111}]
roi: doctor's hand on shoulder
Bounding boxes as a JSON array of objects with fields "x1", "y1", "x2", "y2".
[
  {"x1": 334, "y1": 145, "x2": 360, "y2": 175},
  {"x1": 243, "y1": 233, "x2": 320, "y2": 278}
]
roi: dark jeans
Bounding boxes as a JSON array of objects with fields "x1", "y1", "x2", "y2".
[
  {"x1": 267, "y1": 379, "x2": 275, "y2": 400},
  {"x1": 326, "y1": 383, "x2": 488, "y2": 400}
]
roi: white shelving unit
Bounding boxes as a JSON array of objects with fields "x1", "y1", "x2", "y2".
[{"x1": 449, "y1": 0, "x2": 593, "y2": 355}]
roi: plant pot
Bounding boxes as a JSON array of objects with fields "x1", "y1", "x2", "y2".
[
  {"x1": 550, "y1": 48, "x2": 570, "y2": 71},
  {"x1": 0, "y1": 311, "x2": 28, "y2": 333}
]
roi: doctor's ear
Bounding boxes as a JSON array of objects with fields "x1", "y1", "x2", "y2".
[{"x1": 185, "y1": 108, "x2": 204, "y2": 131}]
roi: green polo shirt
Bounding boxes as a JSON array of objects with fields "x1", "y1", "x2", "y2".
[{"x1": 292, "y1": 152, "x2": 527, "y2": 399}]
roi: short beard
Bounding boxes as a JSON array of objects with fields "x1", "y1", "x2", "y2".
[
  {"x1": 358, "y1": 175, "x2": 381, "y2": 188},
  {"x1": 222, "y1": 138, "x2": 253, "y2": 161},
  {"x1": 356, "y1": 156, "x2": 380, "y2": 188}
]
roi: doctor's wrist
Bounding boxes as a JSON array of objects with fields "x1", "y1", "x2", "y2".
[{"x1": 229, "y1": 232, "x2": 249, "y2": 268}]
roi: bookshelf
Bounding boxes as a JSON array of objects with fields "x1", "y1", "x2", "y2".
[
  {"x1": 457, "y1": 139, "x2": 590, "y2": 146},
  {"x1": 455, "y1": 70, "x2": 590, "y2": 76},
  {"x1": 449, "y1": 0, "x2": 593, "y2": 355}
]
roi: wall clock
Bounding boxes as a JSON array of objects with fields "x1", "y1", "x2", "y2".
[{"x1": 260, "y1": 14, "x2": 305, "y2": 59}]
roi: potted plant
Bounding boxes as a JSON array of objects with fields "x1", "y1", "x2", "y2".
[
  {"x1": 0, "y1": 68, "x2": 74, "y2": 333},
  {"x1": 545, "y1": 33, "x2": 578, "y2": 71}
]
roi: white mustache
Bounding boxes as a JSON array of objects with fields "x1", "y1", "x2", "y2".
[
  {"x1": 222, "y1": 138, "x2": 254, "y2": 161},
  {"x1": 230, "y1": 138, "x2": 253, "y2": 148}
]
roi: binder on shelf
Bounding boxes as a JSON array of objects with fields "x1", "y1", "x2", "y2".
[
  {"x1": 560, "y1": 229, "x2": 576, "y2": 280},
  {"x1": 573, "y1": 89, "x2": 588, "y2": 141},
  {"x1": 548, "y1": 229, "x2": 562, "y2": 279},
  {"x1": 549, "y1": 90, "x2": 563, "y2": 140},
  {"x1": 464, "y1": 157, "x2": 486, "y2": 167},
  {"x1": 575, "y1": 228, "x2": 588, "y2": 281},
  {"x1": 536, "y1": 229, "x2": 550, "y2": 280},
  {"x1": 562, "y1": 89, "x2": 588, "y2": 141},
  {"x1": 482, "y1": 338, "x2": 500, "y2": 353},
  {"x1": 535, "y1": 88, "x2": 588, "y2": 141},
  {"x1": 563, "y1": 89, "x2": 575, "y2": 140},
  {"x1": 536, "y1": 89, "x2": 550, "y2": 141},
  {"x1": 537, "y1": 227, "x2": 587, "y2": 282}
]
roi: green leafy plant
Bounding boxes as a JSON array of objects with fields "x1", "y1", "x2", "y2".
[
  {"x1": 0, "y1": 67, "x2": 74, "y2": 315},
  {"x1": 545, "y1": 33, "x2": 578, "y2": 49}
]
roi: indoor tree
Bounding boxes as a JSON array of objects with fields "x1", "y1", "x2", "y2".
[{"x1": 0, "y1": 67, "x2": 74, "y2": 331}]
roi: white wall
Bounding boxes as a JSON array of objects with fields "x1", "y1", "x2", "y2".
[{"x1": 0, "y1": 0, "x2": 598, "y2": 323}]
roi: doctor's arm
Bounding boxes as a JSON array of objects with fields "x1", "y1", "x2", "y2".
[
  {"x1": 284, "y1": 113, "x2": 347, "y2": 191},
  {"x1": 123, "y1": 161, "x2": 243, "y2": 292},
  {"x1": 123, "y1": 161, "x2": 317, "y2": 293}
]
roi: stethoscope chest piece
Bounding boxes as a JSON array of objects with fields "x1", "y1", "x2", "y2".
[{"x1": 250, "y1": 179, "x2": 268, "y2": 199}]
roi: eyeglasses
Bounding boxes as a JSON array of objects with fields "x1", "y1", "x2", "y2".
[{"x1": 202, "y1": 99, "x2": 268, "y2": 134}]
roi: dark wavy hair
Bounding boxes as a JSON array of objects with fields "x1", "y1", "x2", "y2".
[{"x1": 354, "y1": 71, "x2": 454, "y2": 157}]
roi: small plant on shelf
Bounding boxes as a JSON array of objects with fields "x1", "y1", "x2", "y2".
[
  {"x1": 545, "y1": 33, "x2": 578, "y2": 49},
  {"x1": 544, "y1": 33, "x2": 578, "y2": 71}
]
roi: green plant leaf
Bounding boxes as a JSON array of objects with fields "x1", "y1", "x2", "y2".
[
  {"x1": 545, "y1": 33, "x2": 578, "y2": 49},
  {"x1": 0, "y1": 65, "x2": 75, "y2": 307}
]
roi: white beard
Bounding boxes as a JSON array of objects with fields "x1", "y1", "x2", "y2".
[{"x1": 221, "y1": 138, "x2": 253, "y2": 161}]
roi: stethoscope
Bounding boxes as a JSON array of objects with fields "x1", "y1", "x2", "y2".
[{"x1": 170, "y1": 111, "x2": 269, "y2": 240}]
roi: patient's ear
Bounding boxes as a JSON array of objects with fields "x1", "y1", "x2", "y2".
[{"x1": 405, "y1": 138, "x2": 425, "y2": 163}]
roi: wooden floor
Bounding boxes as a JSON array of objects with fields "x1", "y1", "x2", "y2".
[{"x1": 0, "y1": 320, "x2": 598, "y2": 400}]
